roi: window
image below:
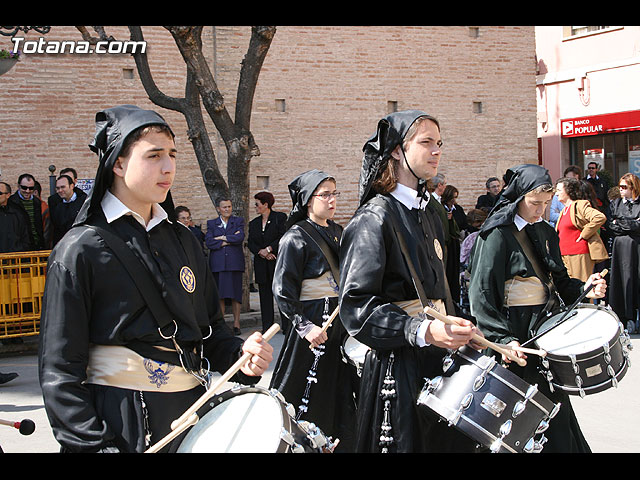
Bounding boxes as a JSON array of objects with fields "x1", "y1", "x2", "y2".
[
  {"x1": 275, "y1": 99, "x2": 286, "y2": 113},
  {"x1": 257, "y1": 175, "x2": 269, "y2": 190},
  {"x1": 562, "y1": 26, "x2": 622, "y2": 39},
  {"x1": 387, "y1": 101, "x2": 398, "y2": 114},
  {"x1": 122, "y1": 68, "x2": 134, "y2": 79},
  {"x1": 472, "y1": 101, "x2": 483, "y2": 114}
]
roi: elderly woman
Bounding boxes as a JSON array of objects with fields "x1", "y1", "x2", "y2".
[
  {"x1": 607, "y1": 173, "x2": 640, "y2": 333},
  {"x1": 205, "y1": 197, "x2": 245, "y2": 335},
  {"x1": 269, "y1": 169, "x2": 356, "y2": 451},
  {"x1": 468, "y1": 164, "x2": 607, "y2": 453},
  {"x1": 554, "y1": 176, "x2": 608, "y2": 282}
]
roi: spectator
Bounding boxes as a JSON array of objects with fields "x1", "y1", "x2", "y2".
[
  {"x1": 475, "y1": 176, "x2": 501, "y2": 213},
  {"x1": 50, "y1": 174, "x2": 85, "y2": 247},
  {"x1": 8, "y1": 174, "x2": 46, "y2": 250},
  {"x1": 460, "y1": 208, "x2": 488, "y2": 266},
  {"x1": 205, "y1": 197, "x2": 245, "y2": 335},
  {"x1": 585, "y1": 161, "x2": 610, "y2": 212},
  {"x1": 47, "y1": 167, "x2": 87, "y2": 215},
  {"x1": 248, "y1": 191, "x2": 287, "y2": 334},
  {"x1": 441, "y1": 184, "x2": 462, "y2": 306},
  {"x1": 0, "y1": 181, "x2": 30, "y2": 253},
  {"x1": 549, "y1": 166, "x2": 582, "y2": 227},
  {"x1": 33, "y1": 180, "x2": 53, "y2": 249},
  {"x1": 175, "y1": 205, "x2": 205, "y2": 253},
  {"x1": 607, "y1": 173, "x2": 640, "y2": 333},
  {"x1": 555, "y1": 177, "x2": 608, "y2": 282},
  {"x1": 427, "y1": 175, "x2": 450, "y2": 263}
]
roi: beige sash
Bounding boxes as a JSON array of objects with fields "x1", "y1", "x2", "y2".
[
  {"x1": 299, "y1": 271, "x2": 339, "y2": 301},
  {"x1": 394, "y1": 298, "x2": 446, "y2": 317},
  {"x1": 86, "y1": 344, "x2": 201, "y2": 392},
  {"x1": 504, "y1": 276, "x2": 547, "y2": 307}
]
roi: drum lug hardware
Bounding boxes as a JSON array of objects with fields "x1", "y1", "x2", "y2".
[
  {"x1": 524, "y1": 434, "x2": 548, "y2": 453},
  {"x1": 550, "y1": 402, "x2": 561, "y2": 419},
  {"x1": 442, "y1": 355, "x2": 455, "y2": 373},
  {"x1": 570, "y1": 355, "x2": 579, "y2": 374},
  {"x1": 489, "y1": 420, "x2": 512, "y2": 453},
  {"x1": 280, "y1": 428, "x2": 305, "y2": 453},
  {"x1": 512, "y1": 384, "x2": 538, "y2": 418},
  {"x1": 536, "y1": 419, "x2": 550, "y2": 434}
]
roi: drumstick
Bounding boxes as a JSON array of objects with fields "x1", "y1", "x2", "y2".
[
  {"x1": 309, "y1": 305, "x2": 340, "y2": 350},
  {"x1": 145, "y1": 323, "x2": 281, "y2": 453},
  {"x1": 504, "y1": 344, "x2": 547, "y2": 358},
  {"x1": 423, "y1": 307, "x2": 527, "y2": 367}
]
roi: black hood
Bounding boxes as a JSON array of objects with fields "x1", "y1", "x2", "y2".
[
  {"x1": 359, "y1": 109, "x2": 439, "y2": 206},
  {"x1": 479, "y1": 163, "x2": 553, "y2": 237},
  {"x1": 75, "y1": 105, "x2": 175, "y2": 225},
  {"x1": 286, "y1": 169, "x2": 333, "y2": 229}
]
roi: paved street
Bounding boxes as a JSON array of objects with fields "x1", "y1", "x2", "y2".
[{"x1": 1, "y1": 314, "x2": 638, "y2": 454}]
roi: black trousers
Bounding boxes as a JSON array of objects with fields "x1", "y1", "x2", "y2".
[{"x1": 258, "y1": 281, "x2": 290, "y2": 334}]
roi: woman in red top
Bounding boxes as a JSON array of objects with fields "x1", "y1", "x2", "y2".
[{"x1": 555, "y1": 177, "x2": 608, "y2": 281}]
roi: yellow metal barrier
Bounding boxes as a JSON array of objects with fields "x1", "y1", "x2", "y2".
[{"x1": 0, "y1": 250, "x2": 51, "y2": 339}]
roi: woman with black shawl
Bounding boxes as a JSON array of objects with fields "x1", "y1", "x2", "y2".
[
  {"x1": 468, "y1": 163, "x2": 607, "y2": 453},
  {"x1": 269, "y1": 169, "x2": 357, "y2": 451}
]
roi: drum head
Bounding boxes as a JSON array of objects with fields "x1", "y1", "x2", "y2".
[
  {"x1": 535, "y1": 305, "x2": 620, "y2": 356},
  {"x1": 177, "y1": 388, "x2": 286, "y2": 453}
]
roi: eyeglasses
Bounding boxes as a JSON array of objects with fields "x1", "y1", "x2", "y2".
[
  {"x1": 20, "y1": 185, "x2": 35, "y2": 191},
  {"x1": 0, "y1": 191, "x2": 9, "y2": 195},
  {"x1": 312, "y1": 192, "x2": 340, "y2": 200},
  {"x1": 619, "y1": 184, "x2": 629, "y2": 190}
]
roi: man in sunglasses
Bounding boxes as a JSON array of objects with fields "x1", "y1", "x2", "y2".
[{"x1": 7, "y1": 173, "x2": 46, "y2": 250}]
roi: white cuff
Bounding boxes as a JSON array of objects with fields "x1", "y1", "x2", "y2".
[{"x1": 416, "y1": 318, "x2": 433, "y2": 347}]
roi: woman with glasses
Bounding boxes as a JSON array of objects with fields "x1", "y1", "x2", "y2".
[
  {"x1": 607, "y1": 173, "x2": 640, "y2": 333},
  {"x1": 269, "y1": 169, "x2": 356, "y2": 451}
]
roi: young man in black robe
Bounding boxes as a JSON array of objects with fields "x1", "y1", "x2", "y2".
[
  {"x1": 468, "y1": 163, "x2": 607, "y2": 453},
  {"x1": 339, "y1": 110, "x2": 483, "y2": 453},
  {"x1": 38, "y1": 105, "x2": 274, "y2": 453}
]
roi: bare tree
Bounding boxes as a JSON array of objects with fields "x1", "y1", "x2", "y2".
[{"x1": 77, "y1": 25, "x2": 277, "y2": 311}]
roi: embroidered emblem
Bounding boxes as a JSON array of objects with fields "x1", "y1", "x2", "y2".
[
  {"x1": 434, "y1": 238, "x2": 443, "y2": 260},
  {"x1": 327, "y1": 272, "x2": 339, "y2": 294},
  {"x1": 180, "y1": 266, "x2": 196, "y2": 293},
  {"x1": 144, "y1": 358, "x2": 175, "y2": 389}
]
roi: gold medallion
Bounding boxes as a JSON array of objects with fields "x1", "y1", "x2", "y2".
[
  {"x1": 180, "y1": 266, "x2": 196, "y2": 293},
  {"x1": 434, "y1": 238, "x2": 443, "y2": 260}
]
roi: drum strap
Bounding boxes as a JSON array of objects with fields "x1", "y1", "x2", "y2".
[
  {"x1": 295, "y1": 220, "x2": 340, "y2": 288},
  {"x1": 510, "y1": 224, "x2": 561, "y2": 316},
  {"x1": 368, "y1": 195, "x2": 455, "y2": 316},
  {"x1": 84, "y1": 220, "x2": 207, "y2": 380}
]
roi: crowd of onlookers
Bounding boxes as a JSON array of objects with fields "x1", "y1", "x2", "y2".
[
  {"x1": 0, "y1": 168, "x2": 86, "y2": 254},
  {"x1": 2, "y1": 161, "x2": 639, "y2": 340}
]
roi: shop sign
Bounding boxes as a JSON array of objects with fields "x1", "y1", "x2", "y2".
[{"x1": 561, "y1": 110, "x2": 640, "y2": 138}]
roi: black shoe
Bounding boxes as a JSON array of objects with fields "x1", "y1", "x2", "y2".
[
  {"x1": 0, "y1": 373, "x2": 18, "y2": 385},
  {"x1": 233, "y1": 327, "x2": 241, "y2": 336}
]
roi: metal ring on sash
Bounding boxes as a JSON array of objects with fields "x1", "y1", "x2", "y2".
[{"x1": 157, "y1": 320, "x2": 212, "y2": 388}]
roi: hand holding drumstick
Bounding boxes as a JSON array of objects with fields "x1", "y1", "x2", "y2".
[{"x1": 423, "y1": 307, "x2": 527, "y2": 367}]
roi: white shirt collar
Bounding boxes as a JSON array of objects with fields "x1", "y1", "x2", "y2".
[
  {"x1": 62, "y1": 191, "x2": 77, "y2": 204},
  {"x1": 514, "y1": 213, "x2": 543, "y2": 231},
  {"x1": 390, "y1": 183, "x2": 430, "y2": 211},
  {"x1": 101, "y1": 190, "x2": 169, "y2": 232}
]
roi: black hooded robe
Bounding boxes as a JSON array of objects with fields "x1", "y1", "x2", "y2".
[
  {"x1": 339, "y1": 111, "x2": 479, "y2": 453},
  {"x1": 468, "y1": 164, "x2": 591, "y2": 453},
  {"x1": 38, "y1": 106, "x2": 254, "y2": 453},
  {"x1": 269, "y1": 169, "x2": 357, "y2": 451},
  {"x1": 607, "y1": 196, "x2": 640, "y2": 327}
]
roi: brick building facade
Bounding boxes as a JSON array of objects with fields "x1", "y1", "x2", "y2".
[{"x1": 1, "y1": 26, "x2": 537, "y2": 229}]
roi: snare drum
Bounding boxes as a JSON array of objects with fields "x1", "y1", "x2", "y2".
[
  {"x1": 417, "y1": 346, "x2": 560, "y2": 453},
  {"x1": 533, "y1": 304, "x2": 633, "y2": 397},
  {"x1": 176, "y1": 385, "x2": 335, "y2": 453},
  {"x1": 341, "y1": 336, "x2": 370, "y2": 377}
]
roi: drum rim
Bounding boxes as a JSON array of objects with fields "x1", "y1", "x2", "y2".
[{"x1": 539, "y1": 334, "x2": 624, "y2": 362}]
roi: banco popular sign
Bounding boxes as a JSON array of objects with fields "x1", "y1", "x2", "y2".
[{"x1": 561, "y1": 110, "x2": 640, "y2": 138}]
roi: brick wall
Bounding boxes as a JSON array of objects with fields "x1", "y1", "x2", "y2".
[{"x1": 0, "y1": 26, "x2": 536, "y2": 230}]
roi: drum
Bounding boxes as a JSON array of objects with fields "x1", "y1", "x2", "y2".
[
  {"x1": 176, "y1": 385, "x2": 335, "y2": 453},
  {"x1": 417, "y1": 346, "x2": 560, "y2": 453},
  {"x1": 533, "y1": 304, "x2": 633, "y2": 397},
  {"x1": 341, "y1": 336, "x2": 370, "y2": 377}
]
